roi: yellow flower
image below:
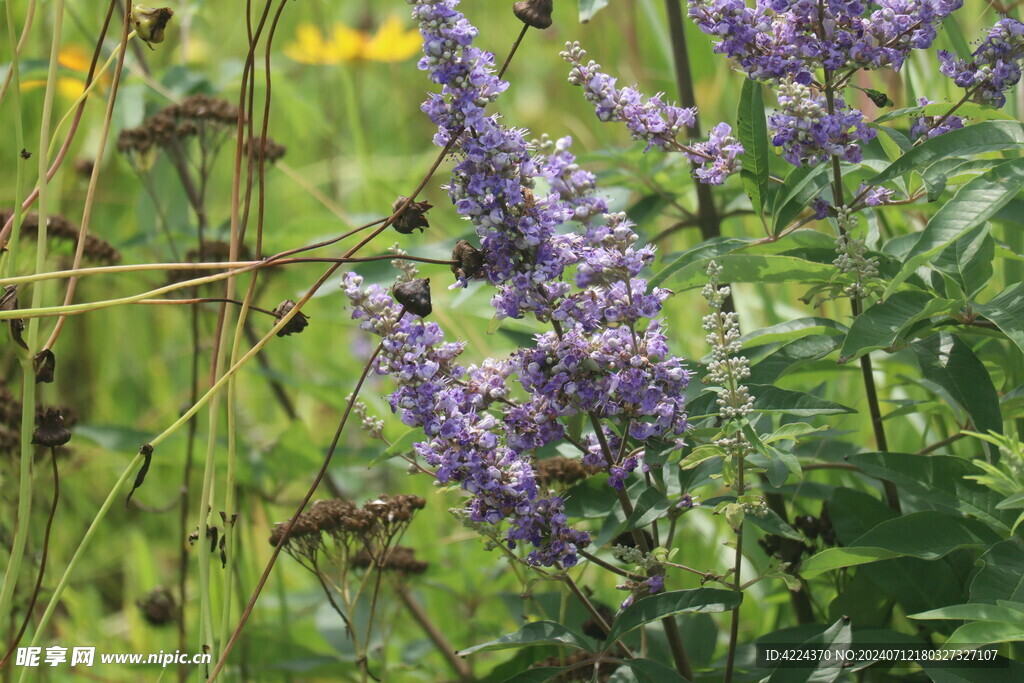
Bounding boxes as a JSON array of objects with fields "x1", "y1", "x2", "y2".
[
  {"x1": 362, "y1": 14, "x2": 422, "y2": 63},
  {"x1": 283, "y1": 14, "x2": 420, "y2": 65},
  {"x1": 21, "y1": 45, "x2": 94, "y2": 99}
]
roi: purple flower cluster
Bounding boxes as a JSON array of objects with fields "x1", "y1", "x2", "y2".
[
  {"x1": 337, "y1": 0, "x2": 697, "y2": 568},
  {"x1": 561, "y1": 42, "x2": 743, "y2": 185},
  {"x1": 909, "y1": 97, "x2": 966, "y2": 140},
  {"x1": 343, "y1": 272, "x2": 590, "y2": 567},
  {"x1": 938, "y1": 19, "x2": 1024, "y2": 109},
  {"x1": 689, "y1": 0, "x2": 963, "y2": 82},
  {"x1": 768, "y1": 78, "x2": 876, "y2": 166}
]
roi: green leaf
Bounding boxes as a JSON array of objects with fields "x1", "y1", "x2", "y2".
[
  {"x1": 746, "y1": 508, "x2": 803, "y2": 541},
  {"x1": 502, "y1": 667, "x2": 566, "y2": 682},
  {"x1": 457, "y1": 621, "x2": 593, "y2": 656},
  {"x1": 799, "y1": 511, "x2": 1001, "y2": 578},
  {"x1": 910, "y1": 602, "x2": 1024, "y2": 622},
  {"x1": 838, "y1": 291, "x2": 959, "y2": 363},
  {"x1": 933, "y1": 224, "x2": 994, "y2": 298},
  {"x1": 873, "y1": 101, "x2": 1014, "y2": 125},
  {"x1": 656, "y1": 254, "x2": 836, "y2": 290},
  {"x1": 748, "y1": 334, "x2": 843, "y2": 384},
  {"x1": 772, "y1": 164, "x2": 832, "y2": 235},
  {"x1": 946, "y1": 621, "x2": 1024, "y2": 647},
  {"x1": 738, "y1": 78, "x2": 771, "y2": 222},
  {"x1": 749, "y1": 384, "x2": 856, "y2": 416},
  {"x1": 578, "y1": 0, "x2": 609, "y2": 22},
  {"x1": 602, "y1": 589, "x2": 741, "y2": 644},
  {"x1": 881, "y1": 158, "x2": 1024, "y2": 298},
  {"x1": 650, "y1": 237, "x2": 752, "y2": 288},
  {"x1": 369, "y1": 428, "x2": 419, "y2": 466},
  {"x1": 740, "y1": 317, "x2": 848, "y2": 349},
  {"x1": 974, "y1": 282, "x2": 1024, "y2": 356},
  {"x1": 614, "y1": 659, "x2": 689, "y2": 682},
  {"x1": 912, "y1": 333, "x2": 1003, "y2": 440},
  {"x1": 847, "y1": 453, "x2": 1016, "y2": 533},
  {"x1": 969, "y1": 539, "x2": 1024, "y2": 604},
  {"x1": 869, "y1": 121, "x2": 1024, "y2": 184},
  {"x1": 621, "y1": 488, "x2": 671, "y2": 532}
]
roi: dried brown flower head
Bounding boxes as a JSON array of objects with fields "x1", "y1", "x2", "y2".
[
  {"x1": 391, "y1": 197, "x2": 433, "y2": 235},
  {"x1": 451, "y1": 240, "x2": 486, "y2": 281},
  {"x1": 272, "y1": 300, "x2": 309, "y2": 337},
  {"x1": 513, "y1": 0, "x2": 554, "y2": 29},
  {"x1": 392, "y1": 278, "x2": 432, "y2": 318},
  {"x1": 138, "y1": 587, "x2": 177, "y2": 626}
]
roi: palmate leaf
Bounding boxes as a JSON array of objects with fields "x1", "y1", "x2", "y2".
[
  {"x1": 974, "y1": 282, "x2": 1024, "y2": 356},
  {"x1": 847, "y1": 453, "x2": 1017, "y2": 533},
  {"x1": 911, "y1": 334, "x2": 1002, "y2": 452},
  {"x1": 880, "y1": 157, "x2": 1024, "y2": 298},
  {"x1": 653, "y1": 254, "x2": 836, "y2": 290},
  {"x1": 869, "y1": 120, "x2": 1024, "y2": 184},
  {"x1": 838, "y1": 291, "x2": 961, "y2": 363},
  {"x1": 798, "y1": 511, "x2": 1001, "y2": 578}
]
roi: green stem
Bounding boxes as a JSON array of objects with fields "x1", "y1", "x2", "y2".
[
  {"x1": 18, "y1": 455, "x2": 142, "y2": 682},
  {"x1": 0, "y1": 0, "x2": 62, "y2": 632}
]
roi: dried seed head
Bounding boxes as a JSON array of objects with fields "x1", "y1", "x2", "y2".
[
  {"x1": 513, "y1": 0, "x2": 554, "y2": 29},
  {"x1": 138, "y1": 587, "x2": 176, "y2": 626},
  {"x1": 243, "y1": 136, "x2": 287, "y2": 163},
  {"x1": 131, "y1": 5, "x2": 175, "y2": 45},
  {"x1": 272, "y1": 300, "x2": 310, "y2": 337},
  {"x1": 391, "y1": 197, "x2": 433, "y2": 235},
  {"x1": 451, "y1": 240, "x2": 486, "y2": 282},
  {"x1": 32, "y1": 408, "x2": 71, "y2": 448},
  {"x1": 392, "y1": 278, "x2": 432, "y2": 318}
]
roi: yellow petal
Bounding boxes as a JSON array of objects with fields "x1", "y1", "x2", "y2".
[
  {"x1": 283, "y1": 23, "x2": 342, "y2": 65},
  {"x1": 58, "y1": 44, "x2": 91, "y2": 73},
  {"x1": 330, "y1": 22, "x2": 366, "y2": 62},
  {"x1": 57, "y1": 76, "x2": 85, "y2": 99},
  {"x1": 362, "y1": 14, "x2": 421, "y2": 63}
]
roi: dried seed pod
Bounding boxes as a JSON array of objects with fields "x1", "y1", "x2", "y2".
[
  {"x1": 451, "y1": 240, "x2": 486, "y2": 281},
  {"x1": 391, "y1": 197, "x2": 433, "y2": 235},
  {"x1": 392, "y1": 278, "x2": 432, "y2": 318},
  {"x1": 32, "y1": 409, "x2": 71, "y2": 448},
  {"x1": 131, "y1": 5, "x2": 175, "y2": 45},
  {"x1": 513, "y1": 0, "x2": 554, "y2": 29},
  {"x1": 272, "y1": 299, "x2": 310, "y2": 337}
]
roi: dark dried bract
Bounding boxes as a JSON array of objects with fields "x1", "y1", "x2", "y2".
[
  {"x1": 391, "y1": 197, "x2": 433, "y2": 235},
  {"x1": 451, "y1": 240, "x2": 486, "y2": 281},
  {"x1": 32, "y1": 408, "x2": 71, "y2": 448},
  {"x1": 393, "y1": 278, "x2": 432, "y2": 318},
  {"x1": 138, "y1": 587, "x2": 176, "y2": 626},
  {"x1": 513, "y1": 0, "x2": 554, "y2": 29},
  {"x1": 535, "y1": 456, "x2": 602, "y2": 488},
  {"x1": 272, "y1": 299, "x2": 309, "y2": 337},
  {"x1": 580, "y1": 602, "x2": 614, "y2": 639},
  {"x1": 34, "y1": 349, "x2": 56, "y2": 384}
]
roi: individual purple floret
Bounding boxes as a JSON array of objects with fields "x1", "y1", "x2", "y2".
[
  {"x1": 768, "y1": 78, "x2": 876, "y2": 166},
  {"x1": 909, "y1": 97, "x2": 966, "y2": 140},
  {"x1": 561, "y1": 41, "x2": 742, "y2": 184},
  {"x1": 938, "y1": 19, "x2": 1024, "y2": 109},
  {"x1": 689, "y1": 0, "x2": 963, "y2": 81}
]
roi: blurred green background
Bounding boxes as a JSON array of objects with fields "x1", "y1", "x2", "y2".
[{"x1": 0, "y1": 1, "x2": 1018, "y2": 680}]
